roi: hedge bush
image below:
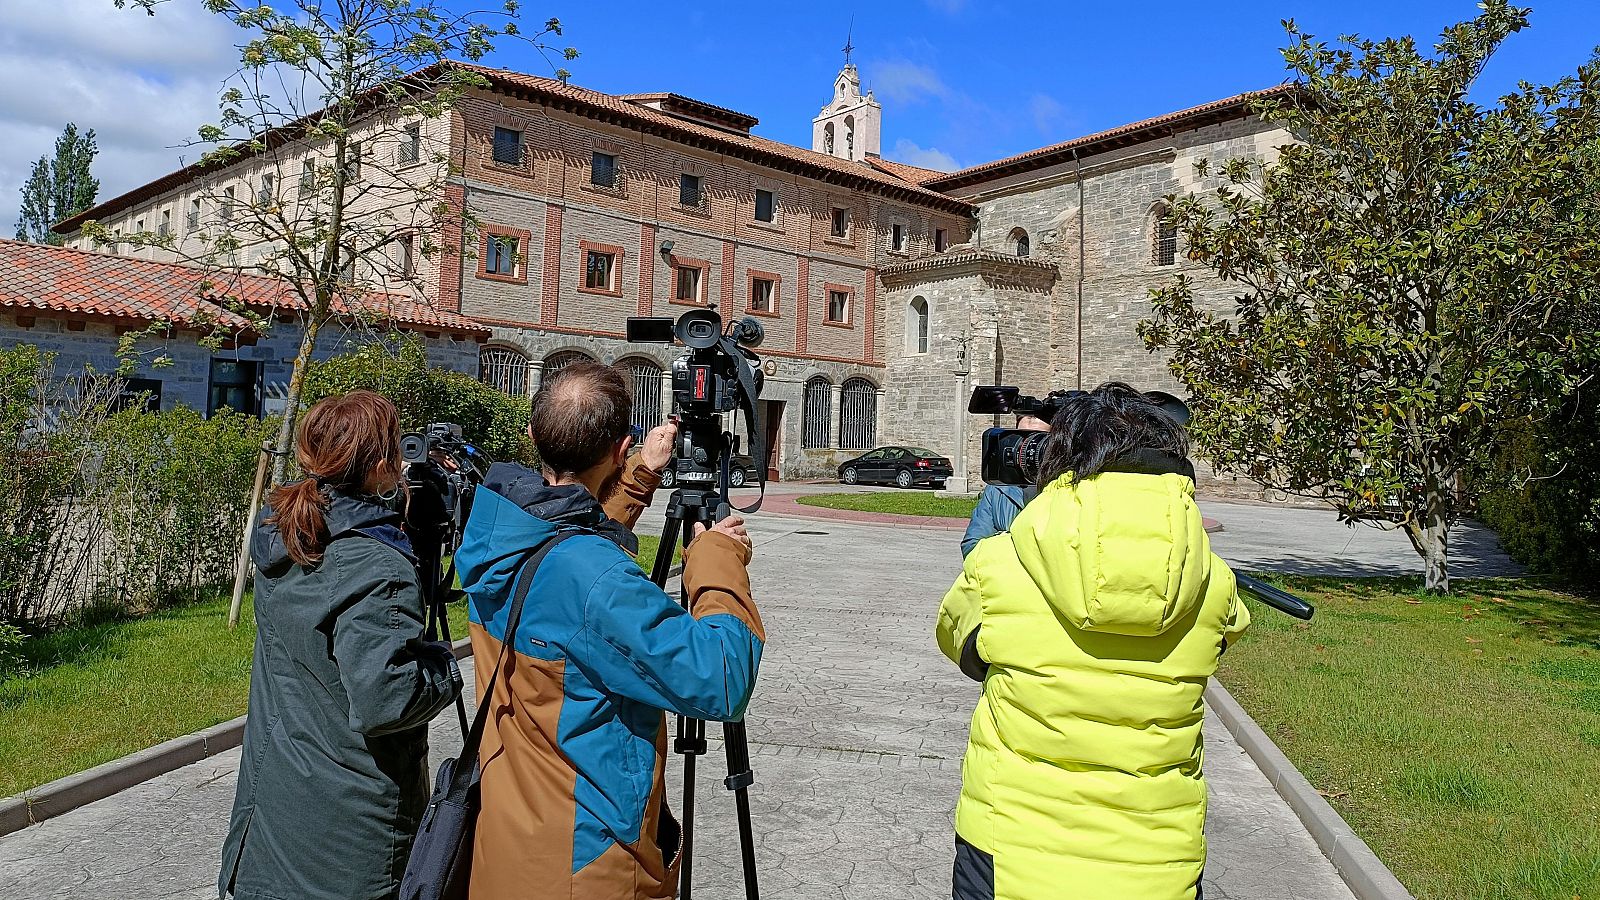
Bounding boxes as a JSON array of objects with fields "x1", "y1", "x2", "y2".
[
  {"x1": 303, "y1": 337, "x2": 536, "y2": 467},
  {"x1": 1477, "y1": 402, "x2": 1600, "y2": 579}
]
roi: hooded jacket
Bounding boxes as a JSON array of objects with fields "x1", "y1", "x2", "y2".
[
  {"x1": 961, "y1": 485, "x2": 1032, "y2": 558},
  {"x1": 937, "y1": 469, "x2": 1249, "y2": 900},
  {"x1": 220, "y1": 489, "x2": 460, "y2": 900},
  {"x1": 454, "y1": 455, "x2": 764, "y2": 900}
]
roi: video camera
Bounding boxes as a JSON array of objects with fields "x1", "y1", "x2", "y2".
[{"x1": 626, "y1": 306, "x2": 766, "y2": 496}]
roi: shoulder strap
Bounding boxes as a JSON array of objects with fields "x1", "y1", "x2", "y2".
[{"x1": 447, "y1": 530, "x2": 578, "y2": 790}]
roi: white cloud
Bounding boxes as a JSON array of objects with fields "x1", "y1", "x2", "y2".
[
  {"x1": 890, "y1": 139, "x2": 959, "y2": 173},
  {"x1": 1028, "y1": 93, "x2": 1066, "y2": 136},
  {"x1": 869, "y1": 60, "x2": 950, "y2": 105},
  {"x1": 0, "y1": 0, "x2": 238, "y2": 235}
]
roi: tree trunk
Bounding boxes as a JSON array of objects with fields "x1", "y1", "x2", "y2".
[
  {"x1": 1402, "y1": 472, "x2": 1453, "y2": 593},
  {"x1": 270, "y1": 317, "x2": 323, "y2": 486}
]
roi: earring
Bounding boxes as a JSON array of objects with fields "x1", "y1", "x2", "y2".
[{"x1": 376, "y1": 484, "x2": 400, "y2": 503}]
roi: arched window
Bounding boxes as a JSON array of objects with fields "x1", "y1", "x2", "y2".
[
  {"x1": 542, "y1": 349, "x2": 595, "y2": 383},
  {"x1": 839, "y1": 378, "x2": 878, "y2": 451},
  {"x1": 616, "y1": 356, "x2": 665, "y2": 433},
  {"x1": 802, "y1": 377, "x2": 832, "y2": 449},
  {"x1": 845, "y1": 115, "x2": 855, "y2": 157},
  {"x1": 906, "y1": 297, "x2": 929, "y2": 355},
  {"x1": 1010, "y1": 227, "x2": 1030, "y2": 258},
  {"x1": 1151, "y1": 204, "x2": 1177, "y2": 267},
  {"x1": 824, "y1": 123, "x2": 835, "y2": 155},
  {"x1": 479, "y1": 346, "x2": 529, "y2": 397}
]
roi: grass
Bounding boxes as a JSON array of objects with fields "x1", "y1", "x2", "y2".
[
  {"x1": 1220, "y1": 573, "x2": 1600, "y2": 900},
  {"x1": 796, "y1": 491, "x2": 979, "y2": 518},
  {"x1": 0, "y1": 536, "x2": 672, "y2": 798}
]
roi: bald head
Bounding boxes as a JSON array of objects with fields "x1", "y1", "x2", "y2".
[{"x1": 530, "y1": 361, "x2": 634, "y2": 476}]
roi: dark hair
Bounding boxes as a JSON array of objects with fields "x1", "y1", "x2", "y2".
[
  {"x1": 1034, "y1": 382, "x2": 1188, "y2": 487},
  {"x1": 267, "y1": 390, "x2": 403, "y2": 566},
  {"x1": 530, "y1": 361, "x2": 633, "y2": 476}
]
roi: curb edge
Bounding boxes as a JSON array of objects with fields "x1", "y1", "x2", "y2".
[{"x1": 1206, "y1": 680, "x2": 1415, "y2": 900}]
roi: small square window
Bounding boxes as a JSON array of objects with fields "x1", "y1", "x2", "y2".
[
  {"x1": 591, "y1": 152, "x2": 617, "y2": 188},
  {"x1": 934, "y1": 228, "x2": 947, "y2": 252},
  {"x1": 399, "y1": 123, "x2": 421, "y2": 164},
  {"x1": 675, "y1": 265, "x2": 702, "y2": 303},
  {"x1": 585, "y1": 249, "x2": 616, "y2": 291},
  {"x1": 830, "y1": 206, "x2": 850, "y2": 239},
  {"x1": 826, "y1": 289, "x2": 850, "y2": 324},
  {"x1": 750, "y1": 277, "x2": 775, "y2": 313},
  {"x1": 679, "y1": 173, "x2": 702, "y2": 207},
  {"x1": 754, "y1": 189, "x2": 775, "y2": 223},
  {"x1": 485, "y1": 235, "x2": 517, "y2": 276},
  {"x1": 492, "y1": 127, "x2": 522, "y2": 165},
  {"x1": 891, "y1": 223, "x2": 905, "y2": 252}
]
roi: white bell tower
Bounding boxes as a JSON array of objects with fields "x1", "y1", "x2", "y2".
[{"x1": 812, "y1": 32, "x2": 880, "y2": 162}]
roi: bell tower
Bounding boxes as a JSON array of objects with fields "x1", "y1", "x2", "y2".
[{"x1": 812, "y1": 31, "x2": 880, "y2": 162}]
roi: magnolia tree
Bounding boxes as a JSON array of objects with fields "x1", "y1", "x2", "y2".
[
  {"x1": 95, "y1": 0, "x2": 575, "y2": 483},
  {"x1": 1139, "y1": 2, "x2": 1600, "y2": 592}
]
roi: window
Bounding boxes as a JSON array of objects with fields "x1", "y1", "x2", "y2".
[
  {"x1": 158, "y1": 210, "x2": 171, "y2": 237},
  {"x1": 485, "y1": 235, "x2": 517, "y2": 276},
  {"x1": 679, "y1": 173, "x2": 702, "y2": 207},
  {"x1": 826, "y1": 288, "x2": 851, "y2": 325},
  {"x1": 750, "y1": 276, "x2": 775, "y2": 313},
  {"x1": 187, "y1": 199, "x2": 200, "y2": 230},
  {"x1": 1011, "y1": 227, "x2": 1030, "y2": 258},
  {"x1": 845, "y1": 116, "x2": 855, "y2": 157},
  {"x1": 618, "y1": 357, "x2": 666, "y2": 433},
  {"x1": 207, "y1": 359, "x2": 260, "y2": 418},
  {"x1": 838, "y1": 378, "x2": 878, "y2": 451},
  {"x1": 585, "y1": 248, "x2": 616, "y2": 291},
  {"x1": 396, "y1": 233, "x2": 415, "y2": 278},
  {"x1": 222, "y1": 186, "x2": 235, "y2": 222},
  {"x1": 257, "y1": 173, "x2": 274, "y2": 206},
  {"x1": 345, "y1": 142, "x2": 362, "y2": 181},
  {"x1": 754, "y1": 189, "x2": 775, "y2": 223},
  {"x1": 830, "y1": 206, "x2": 850, "y2": 239},
  {"x1": 934, "y1": 228, "x2": 947, "y2": 252},
  {"x1": 480, "y1": 346, "x2": 530, "y2": 397},
  {"x1": 136, "y1": 218, "x2": 145, "y2": 234},
  {"x1": 802, "y1": 377, "x2": 832, "y2": 449},
  {"x1": 824, "y1": 123, "x2": 835, "y2": 155},
  {"x1": 110, "y1": 229, "x2": 121, "y2": 252},
  {"x1": 543, "y1": 350, "x2": 595, "y2": 381},
  {"x1": 891, "y1": 223, "x2": 905, "y2": 252},
  {"x1": 907, "y1": 297, "x2": 929, "y2": 355},
  {"x1": 1152, "y1": 205, "x2": 1178, "y2": 266},
  {"x1": 492, "y1": 127, "x2": 522, "y2": 165},
  {"x1": 300, "y1": 159, "x2": 315, "y2": 194},
  {"x1": 399, "y1": 123, "x2": 421, "y2": 164},
  {"x1": 113, "y1": 377, "x2": 162, "y2": 413},
  {"x1": 591, "y1": 151, "x2": 617, "y2": 188},
  {"x1": 674, "y1": 264, "x2": 703, "y2": 303}
]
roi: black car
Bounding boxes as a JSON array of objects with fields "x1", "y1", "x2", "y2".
[
  {"x1": 658, "y1": 452, "x2": 761, "y2": 489},
  {"x1": 837, "y1": 447, "x2": 953, "y2": 489}
]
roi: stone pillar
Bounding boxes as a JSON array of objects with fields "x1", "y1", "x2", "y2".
[
  {"x1": 829, "y1": 382, "x2": 843, "y2": 449},
  {"x1": 527, "y1": 359, "x2": 544, "y2": 397},
  {"x1": 658, "y1": 371, "x2": 674, "y2": 423},
  {"x1": 948, "y1": 372, "x2": 970, "y2": 493}
]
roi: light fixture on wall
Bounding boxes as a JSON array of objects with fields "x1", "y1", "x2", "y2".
[{"x1": 659, "y1": 240, "x2": 675, "y2": 258}]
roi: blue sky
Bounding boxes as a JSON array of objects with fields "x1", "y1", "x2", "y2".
[{"x1": 477, "y1": 0, "x2": 1600, "y2": 172}]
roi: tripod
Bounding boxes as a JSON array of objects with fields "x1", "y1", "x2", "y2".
[{"x1": 645, "y1": 428, "x2": 760, "y2": 900}]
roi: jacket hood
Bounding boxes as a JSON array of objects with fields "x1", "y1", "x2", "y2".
[
  {"x1": 1008, "y1": 467, "x2": 1212, "y2": 637},
  {"x1": 252, "y1": 485, "x2": 409, "y2": 570}
]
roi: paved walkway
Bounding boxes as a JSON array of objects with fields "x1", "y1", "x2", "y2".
[{"x1": 0, "y1": 512, "x2": 1361, "y2": 900}]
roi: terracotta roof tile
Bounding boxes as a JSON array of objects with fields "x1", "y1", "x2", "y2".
[{"x1": 866, "y1": 157, "x2": 948, "y2": 185}]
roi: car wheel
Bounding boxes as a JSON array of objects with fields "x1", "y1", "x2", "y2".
[
  {"x1": 842, "y1": 467, "x2": 858, "y2": 485},
  {"x1": 895, "y1": 469, "x2": 914, "y2": 489},
  {"x1": 730, "y1": 469, "x2": 747, "y2": 488},
  {"x1": 660, "y1": 468, "x2": 677, "y2": 488}
]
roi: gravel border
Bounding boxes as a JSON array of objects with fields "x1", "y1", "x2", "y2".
[{"x1": 1206, "y1": 681, "x2": 1415, "y2": 900}]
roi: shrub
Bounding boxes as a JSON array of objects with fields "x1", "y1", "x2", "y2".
[
  {"x1": 1477, "y1": 401, "x2": 1600, "y2": 579},
  {"x1": 303, "y1": 337, "x2": 536, "y2": 467},
  {"x1": 0, "y1": 621, "x2": 22, "y2": 681}
]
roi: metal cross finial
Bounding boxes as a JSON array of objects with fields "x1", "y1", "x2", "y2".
[{"x1": 843, "y1": 18, "x2": 854, "y2": 66}]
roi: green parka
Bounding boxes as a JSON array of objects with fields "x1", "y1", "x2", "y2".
[
  {"x1": 219, "y1": 489, "x2": 460, "y2": 900},
  {"x1": 937, "y1": 469, "x2": 1249, "y2": 900}
]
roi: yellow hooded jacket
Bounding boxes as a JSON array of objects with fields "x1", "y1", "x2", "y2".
[{"x1": 937, "y1": 470, "x2": 1249, "y2": 900}]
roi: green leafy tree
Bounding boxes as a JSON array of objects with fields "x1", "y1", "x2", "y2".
[
  {"x1": 14, "y1": 124, "x2": 99, "y2": 245},
  {"x1": 1139, "y1": 2, "x2": 1600, "y2": 592},
  {"x1": 92, "y1": 0, "x2": 575, "y2": 484}
]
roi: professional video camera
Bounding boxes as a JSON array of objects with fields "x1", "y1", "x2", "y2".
[
  {"x1": 400, "y1": 423, "x2": 492, "y2": 733},
  {"x1": 966, "y1": 385, "x2": 1315, "y2": 621}
]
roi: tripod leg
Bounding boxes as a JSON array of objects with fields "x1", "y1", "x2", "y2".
[
  {"x1": 722, "y1": 720, "x2": 760, "y2": 899},
  {"x1": 677, "y1": 715, "x2": 704, "y2": 900}
]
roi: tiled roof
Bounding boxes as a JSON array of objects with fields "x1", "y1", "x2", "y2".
[
  {"x1": 0, "y1": 239, "x2": 488, "y2": 336},
  {"x1": 867, "y1": 157, "x2": 947, "y2": 185},
  {"x1": 617, "y1": 92, "x2": 761, "y2": 132},
  {"x1": 924, "y1": 85, "x2": 1299, "y2": 193}
]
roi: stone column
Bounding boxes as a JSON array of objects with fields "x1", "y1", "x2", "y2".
[
  {"x1": 947, "y1": 372, "x2": 970, "y2": 493},
  {"x1": 658, "y1": 371, "x2": 674, "y2": 423},
  {"x1": 829, "y1": 382, "x2": 844, "y2": 449},
  {"x1": 527, "y1": 359, "x2": 544, "y2": 397}
]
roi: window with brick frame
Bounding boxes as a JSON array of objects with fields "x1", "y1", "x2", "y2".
[
  {"x1": 754, "y1": 189, "x2": 775, "y2": 223},
  {"x1": 830, "y1": 206, "x2": 850, "y2": 239},
  {"x1": 674, "y1": 263, "x2": 704, "y2": 304},
  {"x1": 586, "y1": 248, "x2": 616, "y2": 291},
  {"x1": 492, "y1": 127, "x2": 522, "y2": 165},
  {"x1": 749, "y1": 275, "x2": 776, "y2": 314},
  {"x1": 679, "y1": 173, "x2": 703, "y2": 207},
  {"x1": 398, "y1": 123, "x2": 421, "y2": 164},
  {"x1": 934, "y1": 228, "x2": 947, "y2": 252},
  {"x1": 591, "y1": 151, "x2": 617, "y2": 188},
  {"x1": 485, "y1": 235, "x2": 517, "y2": 276},
  {"x1": 826, "y1": 287, "x2": 852, "y2": 325},
  {"x1": 891, "y1": 222, "x2": 905, "y2": 252}
]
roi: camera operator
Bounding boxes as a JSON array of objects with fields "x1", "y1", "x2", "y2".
[
  {"x1": 959, "y1": 414, "x2": 1050, "y2": 557},
  {"x1": 220, "y1": 391, "x2": 462, "y2": 900},
  {"x1": 936, "y1": 383, "x2": 1249, "y2": 900},
  {"x1": 454, "y1": 361, "x2": 764, "y2": 900}
]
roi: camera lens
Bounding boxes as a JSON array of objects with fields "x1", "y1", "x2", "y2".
[{"x1": 1015, "y1": 432, "x2": 1050, "y2": 484}]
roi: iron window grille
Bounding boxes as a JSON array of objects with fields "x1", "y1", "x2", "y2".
[
  {"x1": 591, "y1": 152, "x2": 617, "y2": 188},
  {"x1": 621, "y1": 358, "x2": 666, "y2": 432},
  {"x1": 493, "y1": 127, "x2": 522, "y2": 165},
  {"x1": 398, "y1": 124, "x2": 421, "y2": 164},
  {"x1": 679, "y1": 174, "x2": 703, "y2": 207},
  {"x1": 479, "y1": 347, "x2": 529, "y2": 396},
  {"x1": 838, "y1": 378, "x2": 878, "y2": 451},
  {"x1": 802, "y1": 377, "x2": 832, "y2": 449}
]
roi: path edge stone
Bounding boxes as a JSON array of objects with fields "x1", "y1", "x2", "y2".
[{"x1": 1206, "y1": 680, "x2": 1415, "y2": 900}]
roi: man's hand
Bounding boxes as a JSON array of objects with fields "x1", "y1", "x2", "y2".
[
  {"x1": 692, "y1": 515, "x2": 752, "y2": 554},
  {"x1": 640, "y1": 421, "x2": 678, "y2": 473}
]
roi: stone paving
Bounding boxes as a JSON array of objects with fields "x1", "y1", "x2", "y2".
[{"x1": 0, "y1": 504, "x2": 1366, "y2": 900}]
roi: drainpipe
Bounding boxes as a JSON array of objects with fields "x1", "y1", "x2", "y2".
[{"x1": 1072, "y1": 147, "x2": 1085, "y2": 390}]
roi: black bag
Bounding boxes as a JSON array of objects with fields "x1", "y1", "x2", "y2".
[{"x1": 399, "y1": 532, "x2": 575, "y2": 900}]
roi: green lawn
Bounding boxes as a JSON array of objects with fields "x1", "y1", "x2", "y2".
[
  {"x1": 0, "y1": 536, "x2": 669, "y2": 798},
  {"x1": 1220, "y1": 574, "x2": 1600, "y2": 900},
  {"x1": 797, "y1": 491, "x2": 979, "y2": 518}
]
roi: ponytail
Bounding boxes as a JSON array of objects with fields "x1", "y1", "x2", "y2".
[{"x1": 266, "y1": 390, "x2": 403, "y2": 567}]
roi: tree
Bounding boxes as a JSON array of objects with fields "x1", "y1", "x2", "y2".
[
  {"x1": 91, "y1": 0, "x2": 575, "y2": 484},
  {"x1": 14, "y1": 124, "x2": 99, "y2": 245},
  {"x1": 1138, "y1": 2, "x2": 1600, "y2": 592}
]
